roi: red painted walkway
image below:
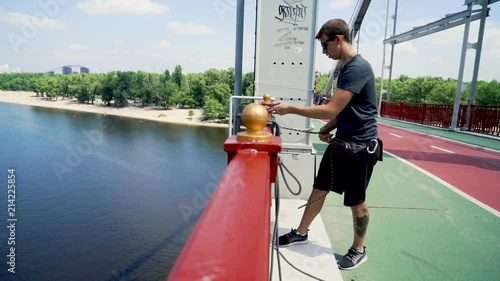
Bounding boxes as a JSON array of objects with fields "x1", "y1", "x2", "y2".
[{"x1": 378, "y1": 123, "x2": 500, "y2": 211}]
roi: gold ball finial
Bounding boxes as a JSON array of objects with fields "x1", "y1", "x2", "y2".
[
  {"x1": 237, "y1": 103, "x2": 272, "y2": 142},
  {"x1": 262, "y1": 94, "x2": 272, "y2": 105}
]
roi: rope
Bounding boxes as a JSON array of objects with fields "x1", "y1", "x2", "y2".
[
  {"x1": 297, "y1": 193, "x2": 328, "y2": 209},
  {"x1": 278, "y1": 125, "x2": 321, "y2": 134},
  {"x1": 273, "y1": 247, "x2": 325, "y2": 281},
  {"x1": 269, "y1": 174, "x2": 282, "y2": 281},
  {"x1": 270, "y1": 121, "x2": 328, "y2": 210},
  {"x1": 269, "y1": 156, "x2": 325, "y2": 281},
  {"x1": 278, "y1": 157, "x2": 301, "y2": 196}
]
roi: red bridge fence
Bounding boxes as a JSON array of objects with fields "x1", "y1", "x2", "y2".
[{"x1": 380, "y1": 101, "x2": 500, "y2": 137}]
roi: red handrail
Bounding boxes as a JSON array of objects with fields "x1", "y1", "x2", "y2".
[{"x1": 167, "y1": 136, "x2": 281, "y2": 281}]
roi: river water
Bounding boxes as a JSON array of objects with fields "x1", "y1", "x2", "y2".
[{"x1": 0, "y1": 102, "x2": 228, "y2": 281}]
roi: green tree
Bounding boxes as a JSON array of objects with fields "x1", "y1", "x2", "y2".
[
  {"x1": 203, "y1": 97, "x2": 227, "y2": 120},
  {"x1": 46, "y1": 75, "x2": 59, "y2": 100},
  {"x1": 205, "y1": 82, "x2": 231, "y2": 105},
  {"x1": 242, "y1": 72, "x2": 254, "y2": 96},
  {"x1": 315, "y1": 72, "x2": 329, "y2": 96},
  {"x1": 476, "y1": 80, "x2": 500, "y2": 105},
  {"x1": 186, "y1": 73, "x2": 206, "y2": 107},
  {"x1": 159, "y1": 80, "x2": 179, "y2": 109},
  {"x1": 172, "y1": 65, "x2": 184, "y2": 89},
  {"x1": 162, "y1": 69, "x2": 171, "y2": 83},
  {"x1": 77, "y1": 78, "x2": 91, "y2": 103},
  {"x1": 101, "y1": 73, "x2": 117, "y2": 106}
]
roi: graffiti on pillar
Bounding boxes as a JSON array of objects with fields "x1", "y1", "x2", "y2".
[
  {"x1": 275, "y1": 0, "x2": 307, "y2": 26},
  {"x1": 274, "y1": 28, "x2": 304, "y2": 50},
  {"x1": 273, "y1": 0, "x2": 309, "y2": 52}
]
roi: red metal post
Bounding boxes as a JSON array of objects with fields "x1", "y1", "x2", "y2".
[
  {"x1": 468, "y1": 104, "x2": 476, "y2": 132},
  {"x1": 399, "y1": 100, "x2": 404, "y2": 119},
  {"x1": 421, "y1": 103, "x2": 427, "y2": 124},
  {"x1": 224, "y1": 135, "x2": 281, "y2": 183},
  {"x1": 166, "y1": 136, "x2": 282, "y2": 281}
]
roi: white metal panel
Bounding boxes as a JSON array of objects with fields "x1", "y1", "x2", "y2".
[{"x1": 255, "y1": 0, "x2": 318, "y2": 146}]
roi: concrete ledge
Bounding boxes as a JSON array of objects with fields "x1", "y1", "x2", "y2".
[{"x1": 270, "y1": 199, "x2": 343, "y2": 281}]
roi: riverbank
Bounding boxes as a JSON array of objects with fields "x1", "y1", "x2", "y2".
[{"x1": 0, "y1": 91, "x2": 228, "y2": 128}]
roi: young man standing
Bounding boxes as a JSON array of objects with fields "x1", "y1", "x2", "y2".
[{"x1": 270, "y1": 19, "x2": 381, "y2": 270}]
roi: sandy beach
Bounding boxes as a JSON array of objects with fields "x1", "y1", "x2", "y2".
[{"x1": 0, "y1": 90, "x2": 228, "y2": 128}]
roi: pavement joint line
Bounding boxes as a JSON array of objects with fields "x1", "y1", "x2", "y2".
[
  {"x1": 430, "y1": 145, "x2": 455, "y2": 154},
  {"x1": 389, "y1": 133, "x2": 403, "y2": 138},
  {"x1": 325, "y1": 205, "x2": 447, "y2": 211},
  {"x1": 314, "y1": 118, "x2": 499, "y2": 216},
  {"x1": 384, "y1": 150, "x2": 500, "y2": 217}
]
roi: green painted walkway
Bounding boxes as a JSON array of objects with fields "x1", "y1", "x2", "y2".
[{"x1": 312, "y1": 119, "x2": 500, "y2": 281}]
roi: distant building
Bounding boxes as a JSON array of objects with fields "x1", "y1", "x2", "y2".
[
  {"x1": 62, "y1": 66, "x2": 72, "y2": 75},
  {"x1": 0, "y1": 64, "x2": 9, "y2": 73},
  {"x1": 80, "y1": 67, "x2": 89, "y2": 74}
]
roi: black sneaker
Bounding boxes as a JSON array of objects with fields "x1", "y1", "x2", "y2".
[
  {"x1": 337, "y1": 246, "x2": 367, "y2": 270},
  {"x1": 278, "y1": 229, "x2": 308, "y2": 247}
]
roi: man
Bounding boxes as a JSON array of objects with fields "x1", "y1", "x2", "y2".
[{"x1": 270, "y1": 19, "x2": 382, "y2": 270}]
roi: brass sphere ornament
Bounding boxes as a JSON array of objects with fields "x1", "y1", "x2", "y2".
[
  {"x1": 262, "y1": 94, "x2": 273, "y2": 105},
  {"x1": 236, "y1": 103, "x2": 273, "y2": 142}
]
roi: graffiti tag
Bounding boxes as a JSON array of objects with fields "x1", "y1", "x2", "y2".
[{"x1": 275, "y1": 0, "x2": 307, "y2": 26}]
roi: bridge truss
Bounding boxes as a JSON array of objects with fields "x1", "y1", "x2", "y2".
[{"x1": 379, "y1": 0, "x2": 498, "y2": 131}]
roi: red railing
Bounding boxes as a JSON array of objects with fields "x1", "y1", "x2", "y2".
[
  {"x1": 468, "y1": 105, "x2": 500, "y2": 136},
  {"x1": 381, "y1": 101, "x2": 500, "y2": 136},
  {"x1": 166, "y1": 135, "x2": 281, "y2": 281}
]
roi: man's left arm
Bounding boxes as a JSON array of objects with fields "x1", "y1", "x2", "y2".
[{"x1": 288, "y1": 88, "x2": 354, "y2": 120}]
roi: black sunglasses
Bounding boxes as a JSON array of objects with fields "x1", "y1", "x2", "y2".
[
  {"x1": 320, "y1": 39, "x2": 333, "y2": 50},
  {"x1": 320, "y1": 35, "x2": 339, "y2": 50}
]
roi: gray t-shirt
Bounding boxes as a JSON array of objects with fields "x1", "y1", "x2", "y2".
[{"x1": 335, "y1": 55, "x2": 378, "y2": 142}]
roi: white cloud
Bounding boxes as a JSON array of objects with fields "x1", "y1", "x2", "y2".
[
  {"x1": 68, "y1": 44, "x2": 89, "y2": 51},
  {"x1": 395, "y1": 42, "x2": 417, "y2": 54},
  {"x1": 108, "y1": 49, "x2": 129, "y2": 55},
  {"x1": 0, "y1": 8, "x2": 66, "y2": 30},
  {"x1": 329, "y1": 0, "x2": 353, "y2": 10},
  {"x1": 152, "y1": 40, "x2": 170, "y2": 49},
  {"x1": 485, "y1": 48, "x2": 500, "y2": 57},
  {"x1": 484, "y1": 23, "x2": 500, "y2": 48},
  {"x1": 166, "y1": 22, "x2": 215, "y2": 35},
  {"x1": 187, "y1": 58, "x2": 216, "y2": 65},
  {"x1": 76, "y1": 0, "x2": 169, "y2": 15},
  {"x1": 112, "y1": 39, "x2": 124, "y2": 45},
  {"x1": 429, "y1": 56, "x2": 444, "y2": 63}
]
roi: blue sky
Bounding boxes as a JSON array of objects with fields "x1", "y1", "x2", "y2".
[{"x1": 0, "y1": 0, "x2": 499, "y2": 81}]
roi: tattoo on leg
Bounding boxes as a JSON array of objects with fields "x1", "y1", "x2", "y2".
[{"x1": 354, "y1": 208, "x2": 369, "y2": 238}]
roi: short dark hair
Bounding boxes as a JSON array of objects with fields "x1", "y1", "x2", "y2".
[{"x1": 315, "y1": 19, "x2": 351, "y2": 43}]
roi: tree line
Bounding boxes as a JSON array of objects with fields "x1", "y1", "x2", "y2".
[
  {"x1": 0, "y1": 66, "x2": 255, "y2": 120},
  {"x1": 0, "y1": 68, "x2": 498, "y2": 121},
  {"x1": 315, "y1": 73, "x2": 499, "y2": 105}
]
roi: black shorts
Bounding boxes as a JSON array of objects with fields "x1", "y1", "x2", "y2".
[{"x1": 313, "y1": 139, "x2": 382, "y2": 206}]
